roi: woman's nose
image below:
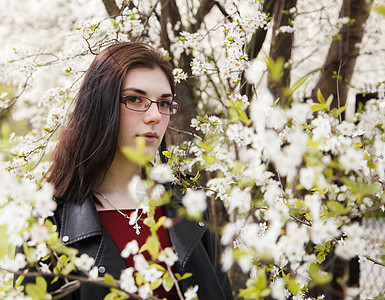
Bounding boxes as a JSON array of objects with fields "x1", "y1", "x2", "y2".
[{"x1": 144, "y1": 102, "x2": 162, "y2": 124}]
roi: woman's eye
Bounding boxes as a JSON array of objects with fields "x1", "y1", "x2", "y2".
[
  {"x1": 159, "y1": 100, "x2": 172, "y2": 108},
  {"x1": 126, "y1": 96, "x2": 143, "y2": 103}
]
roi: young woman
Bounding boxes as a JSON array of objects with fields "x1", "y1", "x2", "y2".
[{"x1": 46, "y1": 42, "x2": 233, "y2": 299}]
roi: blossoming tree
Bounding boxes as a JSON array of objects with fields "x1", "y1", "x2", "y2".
[{"x1": 1, "y1": 0, "x2": 385, "y2": 299}]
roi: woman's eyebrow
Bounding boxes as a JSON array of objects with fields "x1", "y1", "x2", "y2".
[
  {"x1": 160, "y1": 93, "x2": 174, "y2": 98},
  {"x1": 121, "y1": 87, "x2": 146, "y2": 94},
  {"x1": 122, "y1": 88, "x2": 173, "y2": 98}
]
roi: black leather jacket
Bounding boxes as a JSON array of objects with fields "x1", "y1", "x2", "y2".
[{"x1": 50, "y1": 186, "x2": 233, "y2": 299}]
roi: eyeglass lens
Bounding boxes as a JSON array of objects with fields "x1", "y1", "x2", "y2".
[{"x1": 122, "y1": 96, "x2": 179, "y2": 115}]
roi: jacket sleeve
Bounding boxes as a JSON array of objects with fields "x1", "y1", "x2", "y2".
[
  {"x1": 201, "y1": 209, "x2": 233, "y2": 299},
  {"x1": 13, "y1": 201, "x2": 79, "y2": 299}
]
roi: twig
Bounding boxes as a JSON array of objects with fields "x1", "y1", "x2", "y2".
[
  {"x1": 135, "y1": 0, "x2": 161, "y2": 42},
  {"x1": 289, "y1": 214, "x2": 312, "y2": 227},
  {"x1": 364, "y1": 255, "x2": 385, "y2": 267},
  {"x1": 167, "y1": 126, "x2": 203, "y2": 141},
  {"x1": 166, "y1": 265, "x2": 185, "y2": 300},
  {"x1": 1, "y1": 267, "x2": 160, "y2": 300},
  {"x1": 336, "y1": 61, "x2": 343, "y2": 123}
]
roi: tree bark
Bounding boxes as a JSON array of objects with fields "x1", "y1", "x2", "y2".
[
  {"x1": 311, "y1": 0, "x2": 373, "y2": 110},
  {"x1": 268, "y1": 0, "x2": 297, "y2": 106},
  {"x1": 101, "y1": 0, "x2": 120, "y2": 16},
  {"x1": 241, "y1": 0, "x2": 276, "y2": 101},
  {"x1": 158, "y1": 0, "x2": 197, "y2": 145}
]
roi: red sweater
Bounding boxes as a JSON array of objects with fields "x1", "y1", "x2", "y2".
[{"x1": 98, "y1": 207, "x2": 179, "y2": 299}]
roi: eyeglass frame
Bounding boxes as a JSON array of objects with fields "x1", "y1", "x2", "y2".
[{"x1": 119, "y1": 95, "x2": 180, "y2": 115}]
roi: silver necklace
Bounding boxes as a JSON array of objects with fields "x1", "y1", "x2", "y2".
[{"x1": 95, "y1": 191, "x2": 143, "y2": 235}]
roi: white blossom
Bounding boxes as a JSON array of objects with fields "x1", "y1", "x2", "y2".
[
  {"x1": 182, "y1": 190, "x2": 207, "y2": 217},
  {"x1": 300, "y1": 167, "x2": 316, "y2": 190},
  {"x1": 158, "y1": 247, "x2": 178, "y2": 266},
  {"x1": 74, "y1": 254, "x2": 95, "y2": 272},
  {"x1": 221, "y1": 247, "x2": 234, "y2": 272},
  {"x1": 121, "y1": 240, "x2": 139, "y2": 258},
  {"x1": 271, "y1": 278, "x2": 287, "y2": 300},
  {"x1": 88, "y1": 266, "x2": 99, "y2": 280},
  {"x1": 245, "y1": 58, "x2": 266, "y2": 85},
  {"x1": 143, "y1": 267, "x2": 163, "y2": 283},
  {"x1": 225, "y1": 187, "x2": 251, "y2": 214},
  {"x1": 128, "y1": 175, "x2": 148, "y2": 204},
  {"x1": 173, "y1": 68, "x2": 188, "y2": 83},
  {"x1": 335, "y1": 237, "x2": 365, "y2": 260},
  {"x1": 1, "y1": 253, "x2": 26, "y2": 272},
  {"x1": 120, "y1": 267, "x2": 137, "y2": 294},
  {"x1": 184, "y1": 285, "x2": 199, "y2": 300},
  {"x1": 138, "y1": 283, "x2": 152, "y2": 299},
  {"x1": 39, "y1": 262, "x2": 51, "y2": 274},
  {"x1": 238, "y1": 254, "x2": 253, "y2": 273},
  {"x1": 149, "y1": 164, "x2": 174, "y2": 183},
  {"x1": 133, "y1": 254, "x2": 149, "y2": 273},
  {"x1": 339, "y1": 148, "x2": 365, "y2": 171}
]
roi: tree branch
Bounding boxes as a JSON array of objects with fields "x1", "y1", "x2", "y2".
[
  {"x1": 190, "y1": 0, "x2": 216, "y2": 32},
  {"x1": 101, "y1": 0, "x2": 120, "y2": 17}
]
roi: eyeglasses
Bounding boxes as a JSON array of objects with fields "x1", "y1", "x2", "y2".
[{"x1": 120, "y1": 95, "x2": 180, "y2": 115}]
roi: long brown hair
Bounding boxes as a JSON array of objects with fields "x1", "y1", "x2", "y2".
[{"x1": 47, "y1": 42, "x2": 175, "y2": 204}]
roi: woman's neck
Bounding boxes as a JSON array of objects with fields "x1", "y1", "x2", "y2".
[{"x1": 94, "y1": 150, "x2": 143, "y2": 210}]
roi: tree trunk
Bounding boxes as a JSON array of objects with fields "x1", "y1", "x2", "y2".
[
  {"x1": 241, "y1": 0, "x2": 276, "y2": 101},
  {"x1": 268, "y1": 0, "x2": 297, "y2": 106},
  {"x1": 311, "y1": 0, "x2": 373, "y2": 110}
]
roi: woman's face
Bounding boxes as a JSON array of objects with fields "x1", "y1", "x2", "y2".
[{"x1": 117, "y1": 67, "x2": 172, "y2": 156}]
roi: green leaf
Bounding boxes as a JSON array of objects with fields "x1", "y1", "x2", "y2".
[
  {"x1": 104, "y1": 273, "x2": 116, "y2": 285},
  {"x1": 203, "y1": 154, "x2": 216, "y2": 165},
  {"x1": 25, "y1": 283, "x2": 42, "y2": 299},
  {"x1": 55, "y1": 244, "x2": 78, "y2": 257},
  {"x1": 317, "y1": 89, "x2": 325, "y2": 104},
  {"x1": 285, "y1": 75, "x2": 307, "y2": 96},
  {"x1": 50, "y1": 276, "x2": 59, "y2": 285},
  {"x1": 311, "y1": 103, "x2": 327, "y2": 112},
  {"x1": 326, "y1": 200, "x2": 346, "y2": 215},
  {"x1": 155, "y1": 216, "x2": 166, "y2": 230},
  {"x1": 0, "y1": 224, "x2": 12, "y2": 259},
  {"x1": 143, "y1": 217, "x2": 156, "y2": 228},
  {"x1": 176, "y1": 272, "x2": 192, "y2": 280},
  {"x1": 239, "y1": 110, "x2": 251, "y2": 125},
  {"x1": 265, "y1": 56, "x2": 284, "y2": 82},
  {"x1": 162, "y1": 151, "x2": 171, "y2": 158},
  {"x1": 316, "y1": 253, "x2": 326, "y2": 264},
  {"x1": 14, "y1": 274, "x2": 25, "y2": 289},
  {"x1": 375, "y1": 4, "x2": 385, "y2": 16},
  {"x1": 140, "y1": 235, "x2": 159, "y2": 259},
  {"x1": 162, "y1": 273, "x2": 174, "y2": 292},
  {"x1": 255, "y1": 269, "x2": 267, "y2": 290},
  {"x1": 36, "y1": 276, "x2": 47, "y2": 291},
  {"x1": 325, "y1": 94, "x2": 334, "y2": 109},
  {"x1": 150, "y1": 278, "x2": 162, "y2": 290},
  {"x1": 367, "y1": 160, "x2": 376, "y2": 169},
  {"x1": 308, "y1": 263, "x2": 332, "y2": 288},
  {"x1": 332, "y1": 106, "x2": 346, "y2": 118},
  {"x1": 287, "y1": 278, "x2": 300, "y2": 296},
  {"x1": 25, "y1": 277, "x2": 50, "y2": 300}
]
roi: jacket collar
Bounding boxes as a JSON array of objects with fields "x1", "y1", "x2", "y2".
[
  {"x1": 59, "y1": 187, "x2": 206, "y2": 271},
  {"x1": 59, "y1": 195, "x2": 103, "y2": 245}
]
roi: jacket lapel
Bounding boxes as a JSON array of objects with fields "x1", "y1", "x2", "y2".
[
  {"x1": 59, "y1": 187, "x2": 207, "y2": 275},
  {"x1": 163, "y1": 186, "x2": 207, "y2": 272},
  {"x1": 59, "y1": 196, "x2": 103, "y2": 245}
]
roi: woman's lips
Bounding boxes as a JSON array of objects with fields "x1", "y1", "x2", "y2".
[{"x1": 138, "y1": 132, "x2": 158, "y2": 143}]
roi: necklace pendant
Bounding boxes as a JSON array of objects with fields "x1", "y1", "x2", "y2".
[{"x1": 133, "y1": 222, "x2": 141, "y2": 235}]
